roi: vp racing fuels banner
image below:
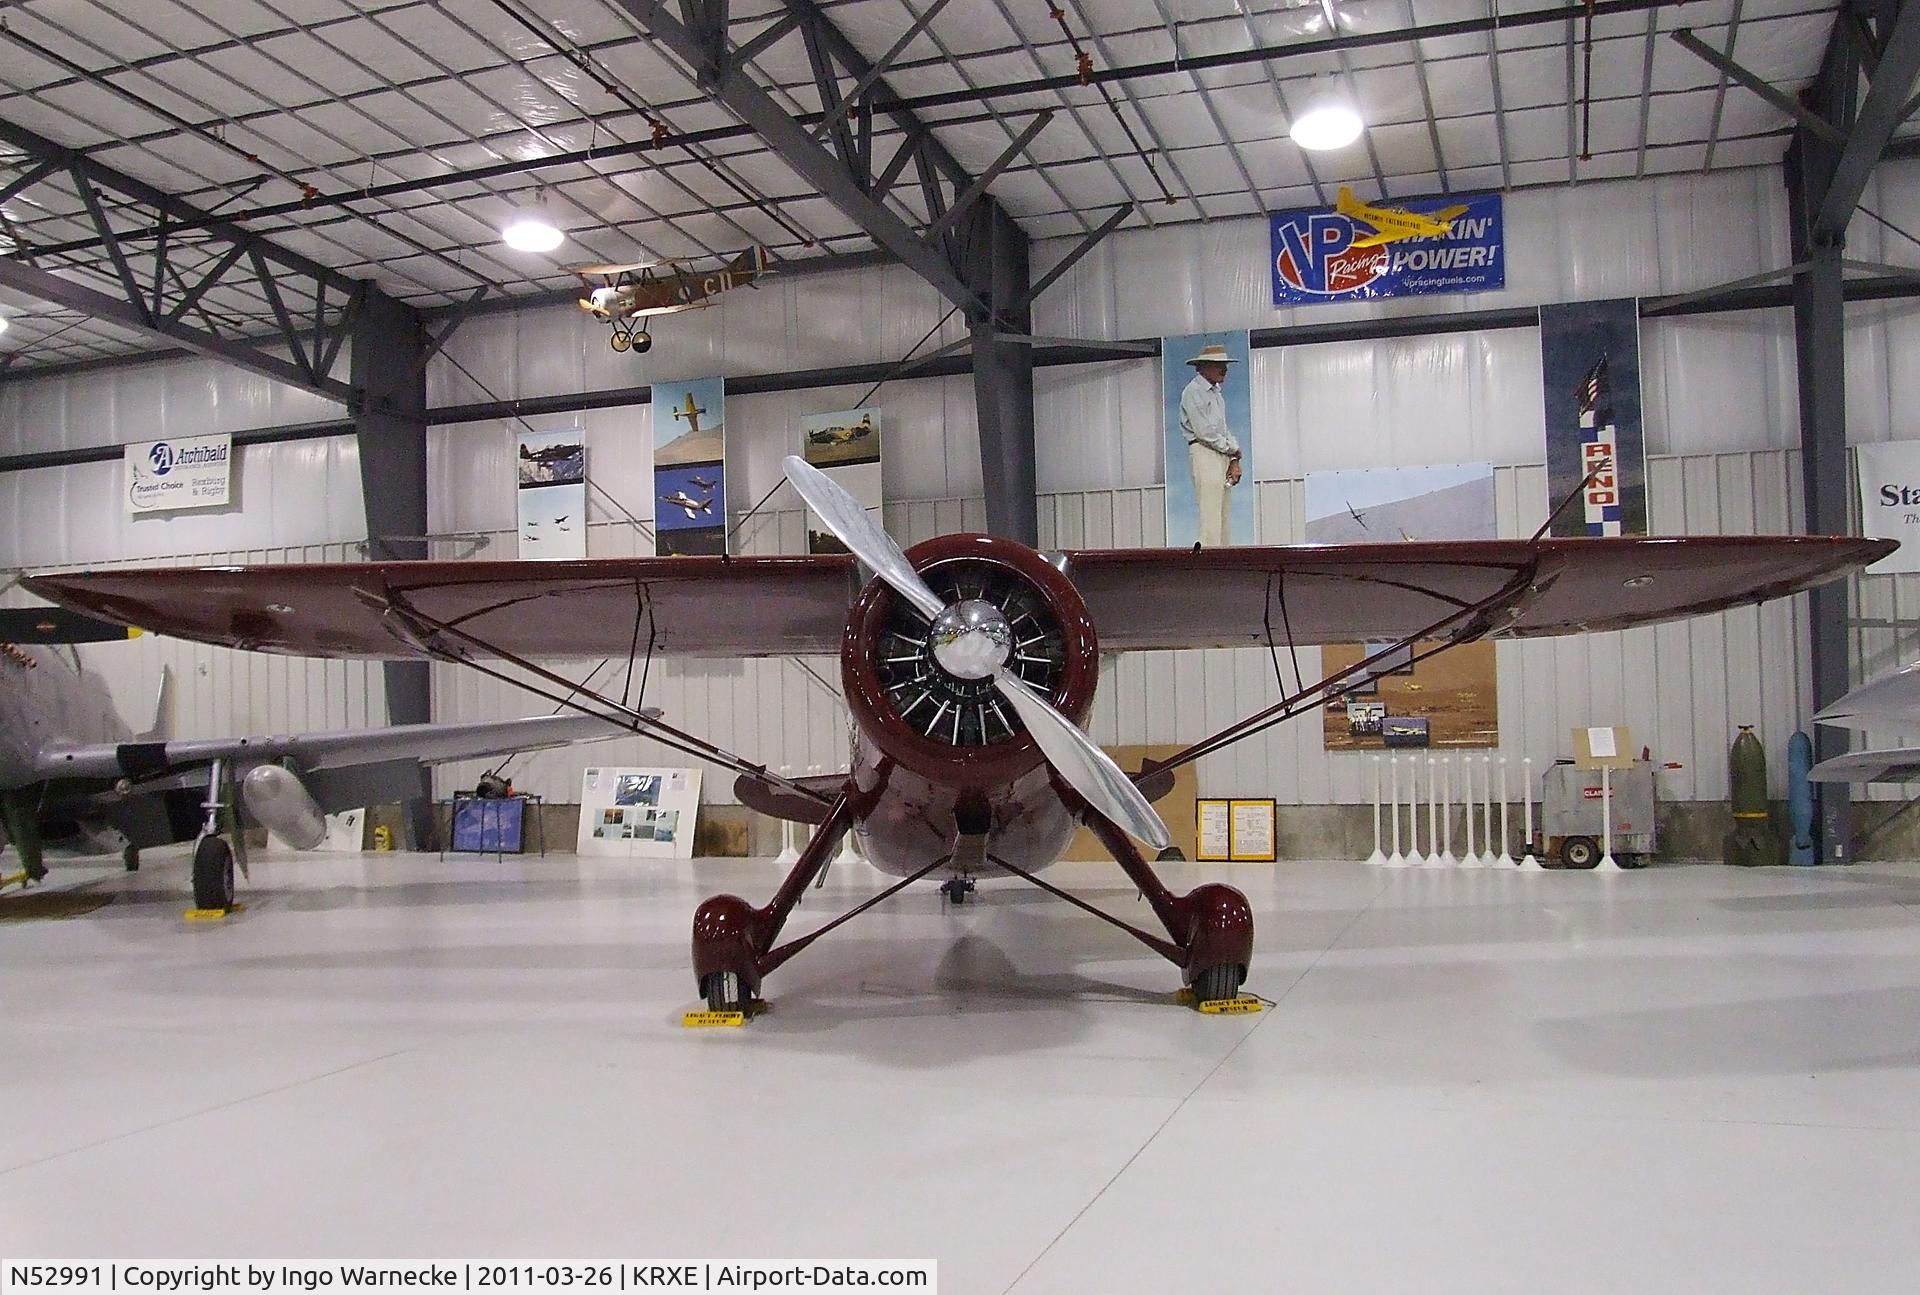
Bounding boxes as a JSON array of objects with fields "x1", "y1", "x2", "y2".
[{"x1": 1269, "y1": 190, "x2": 1504, "y2": 305}]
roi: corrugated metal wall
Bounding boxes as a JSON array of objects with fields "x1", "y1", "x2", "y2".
[{"x1": 6, "y1": 163, "x2": 1920, "y2": 817}]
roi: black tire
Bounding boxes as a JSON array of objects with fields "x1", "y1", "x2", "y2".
[
  {"x1": 1192, "y1": 964, "x2": 1240, "y2": 1006},
  {"x1": 1560, "y1": 836, "x2": 1598, "y2": 869},
  {"x1": 633, "y1": 332, "x2": 653, "y2": 353},
  {"x1": 702, "y1": 971, "x2": 745, "y2": 1013},
  {"x1": 192, "y1": 835, "x2": 235, "y2": 910},
  {"x1": 122, "y1": 843, "x2": 140, "y2": 872}
]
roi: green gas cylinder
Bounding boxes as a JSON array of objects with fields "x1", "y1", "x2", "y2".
[{"x1": 1723, "y1": 725, "x2": 1782, "y2": 866}]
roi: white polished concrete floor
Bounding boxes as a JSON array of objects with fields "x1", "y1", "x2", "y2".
[{"x1": 4, "y1": 848, "x2": 1920, "y2": 1292}]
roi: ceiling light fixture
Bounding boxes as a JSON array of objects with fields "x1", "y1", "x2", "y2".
[
  {"x1": 500, "y1": 197, "x2": 563, "y2": 253},
  {"x1": 1289, "y1": 81, "x2": 1364, "y2": 152}
]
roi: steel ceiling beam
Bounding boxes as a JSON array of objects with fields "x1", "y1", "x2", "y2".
[
  {"x1": 0, "y1": 117, "x2": 374, "y2": 399},
  {"x1": 614, "y1": 0, "x2": 985, "y2": 317},
  {"x1": 1814, "y1": 0, "x2": 1920, "y2": 240},
  {"x1": 0, "y1": 253, "x2": 352, "y2": 399}
]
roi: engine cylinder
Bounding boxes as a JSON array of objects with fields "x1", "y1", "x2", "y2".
[
  {"x1": 241, "y1": 763, "x2": 327, "y2": 851},
  {"x1": 841, "y1": 533, "x2": 1098, "y2": 788}
]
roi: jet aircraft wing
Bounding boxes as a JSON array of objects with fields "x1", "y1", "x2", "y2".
[
  {"x1": 24, "y1": 535, "x2": 1887, "y2": 661},
  {"x1": 31, "y1": 712, "x2": 639, "y2": 784},
  {"x1": 1808, "y1": 747, "x2": 1920, "y2": 783}
]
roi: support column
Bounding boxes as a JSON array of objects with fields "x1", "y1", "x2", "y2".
[
  {"x1": 964, "y1": 204, "x2": 1038, "y2": 546},
  {"x1": 1786, "y1": 137, "x2": 1853, "y2": 863},
  {"x1": 351, "y1": 290, "x2": 434, "y2": 840}
]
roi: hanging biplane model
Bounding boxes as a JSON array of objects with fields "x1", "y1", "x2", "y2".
[
  {"x1": 0, "y1": 609, "x2": 633, "y2": 908},
  {"x1": 1335, "y1": 186, "x2": 1471, "y2": 248},
  {"x1": 23, "y1": 463, "x2": 1889, "y2": 1014},
  {"x1": 571, "y1": 246, "x2": 770, "y2": 354}
]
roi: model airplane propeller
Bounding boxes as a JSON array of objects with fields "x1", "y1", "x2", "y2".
[{"x1": 782, "y1": 456, "x2": 1170, "y2": 851}]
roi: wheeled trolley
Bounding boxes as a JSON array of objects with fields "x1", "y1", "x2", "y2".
[{"x1": 1535, "y1": 758, "x2": 1657, "y2": 868}]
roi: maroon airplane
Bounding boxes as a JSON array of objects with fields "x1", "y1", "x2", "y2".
[{"x1": 24, "y1": 459, "x2": 1889, "y2": 1016}]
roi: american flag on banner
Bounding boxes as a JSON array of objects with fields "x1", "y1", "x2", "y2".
[{"x1": 1578, "y1": 355, "x2": 1622, "y2": 536}]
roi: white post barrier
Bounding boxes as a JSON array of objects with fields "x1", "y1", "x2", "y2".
[
  {"x1": 1405, "y1": 757, "x2": 1423, "y2": 865},
  {"x1": 1596, "y1": 763, "x2": 1623, "y2": 870},
  {"x1": 1497, "y1": 757, "x2": 1514, "y2": 867},
  {"x1": 1462, "y1": 752, "x2": 1482, "y2": 867},
  {"x1": 1480, "y1": 755, "x2": 1497, "y2": 866},
  {"x1": 772, "y1": 765, "x2": 801, "y2": 867},
  {"x1": 1387, "y1": 755, "x2": 1404, "y2": 866},
  {"x1": 1520, "y1": 756, "x2": 1543, "y2": 869},
  {"x1": 1422, "y1": 756, "x2": 1441, "y2": 867},
  {"x1": 1439, "y1": 757, "x2": 1456, "y2": 865},
  {"x1": 1367, "y1": 755, "x2": 1386, "y2": 865}
]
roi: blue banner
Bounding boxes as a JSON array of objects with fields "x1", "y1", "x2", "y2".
[{"x1": 1270, "y1": 190, "x2": 1504, "y2": 305}]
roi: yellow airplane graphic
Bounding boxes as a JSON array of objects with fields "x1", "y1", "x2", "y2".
[{"x1": 1336, "y1": 186, "x2": 1470, "y2": 248}]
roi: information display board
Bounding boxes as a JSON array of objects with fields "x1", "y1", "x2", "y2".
[{"x1": 576, "y1": 766, "x2": 702, "y2": 859}]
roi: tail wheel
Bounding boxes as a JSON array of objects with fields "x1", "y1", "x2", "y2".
[
  {"x1": 1191, "y1": 964, "x2": 1241, "y2": 1006},
  {"x1": 702, "y1": 971, "x2": 746, "y2": 1012},
  {"x1": 609, "y1": 330, "x2": 631, "y2": 352},
  {"x1": 192, "y1": 836, "x2": 235, "y2": 910},
  {"x1": 633, "y1": 331, "x2": 653, "y2": 354}
]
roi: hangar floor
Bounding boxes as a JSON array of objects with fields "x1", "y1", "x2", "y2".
[{"x1": 5, "y1": 849, "x2": 1920, "y2": 1291}]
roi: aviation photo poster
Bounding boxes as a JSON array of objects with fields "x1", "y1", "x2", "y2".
[
  {"x1": 575, "y1": 765, "x2": 703, "y2": 860},
  {"x1": 651, "y1": 376, "x2": 727, "y2": 556},
  {"x1": 1540, "y1": 298, "x2": 1647, "y2": 537},
  {"x1": 1306, "y1": 464, "x2": 1501, "y2": 750},
  {"x1": 1162, "y1": 330, "x2": 1256, "y2": 548},
  {"x1": 516, "y1": 428, "x2": 586, "y2": 560},
  {"x1": 800, "y1": 408, "x2": 882, "y2": 554}
]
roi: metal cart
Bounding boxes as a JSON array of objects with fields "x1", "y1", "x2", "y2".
[{"x1": 1535, "y1": 759, "x2": 1657, "y2": 868}]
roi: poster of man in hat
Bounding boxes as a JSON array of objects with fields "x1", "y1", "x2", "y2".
[{"x1": 1162, "y1": 331, "x2": 1255, "y2": 547}]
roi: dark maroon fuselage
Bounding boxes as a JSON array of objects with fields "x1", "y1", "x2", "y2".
[{"x1": 838, "y1": 533, "x2": 1101, "y2": 879}]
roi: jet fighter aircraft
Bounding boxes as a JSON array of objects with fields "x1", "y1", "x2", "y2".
[
  {"x1": 572, "y1": 246, "x2": 770, "y2": 354},
  {"x1": 0, "y1": 608, "x2": 635, "y2": 909},
  {"x1": 25, "y1": 472, "x2": 1889, "y2": 1013},
  {"x1": 659, "y1": 491, "x2": 715, "y2": 520},
  {"x1": 1336, "y1": 186, "x2": 1471, "y2": 248}
]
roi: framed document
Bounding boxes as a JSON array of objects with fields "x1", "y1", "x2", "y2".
[{"x1": 1196, "y1": 798, "x2": 1278, "y2": 862}]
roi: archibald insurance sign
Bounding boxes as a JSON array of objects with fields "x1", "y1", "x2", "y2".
[{"x1": 125, "y1": 433, "x2": 232, "y2": 515}]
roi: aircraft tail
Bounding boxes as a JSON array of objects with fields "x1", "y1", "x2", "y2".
[
  {"x1": 137, "y1": 665, "x2": 171, "y2": 742},
  {"x1": 729, "y1": 245, "x2": 770, "y2": 281}
]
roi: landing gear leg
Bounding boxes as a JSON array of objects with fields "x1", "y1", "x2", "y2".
[
  {"x1": 121, "y1": 841, "x2": 140, "y2": 872},
  {"x1": 1084, "y1": 813, "x2": 1253, "y2": 1006},
  {"x1": 692, "y1": 795, "x2": 853, "y2": 1011},
  {"x1": 0, "y1": 790, "x2": 47, "y2": 883},
  {"x1": 191, "y1": 759, "x2": 241, "y2": 911}
]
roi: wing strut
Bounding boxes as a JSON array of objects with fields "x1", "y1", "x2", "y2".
[
  {"x1": 361, "y1": 585, "x2": 834, "y2": 807},
  {"x1": 1145, "y1": 551, "x2": 1540, "y2": 777}
]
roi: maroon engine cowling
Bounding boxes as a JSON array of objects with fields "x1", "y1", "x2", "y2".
[{"x1": 838, "y1": 534, "x2": 1100, "y2": 875}]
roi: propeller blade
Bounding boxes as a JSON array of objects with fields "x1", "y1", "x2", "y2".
[
  {"x1": 781, "y1": 455, "x2": 944, "y2": 620},
  {"x1": 782, "y1": 453, "x2": 1171, "y2": 850},
  {"x1": 992, "y1": 670, "x2": 1173, "y2": 851}
]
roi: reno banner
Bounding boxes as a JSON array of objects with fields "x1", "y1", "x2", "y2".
[
  {"x1": 652, "y1": 376, "x2": 726, "y2": 556},
  {"x1": 124, "y1": 433, "x2": 231, "y2": 515},
  {"x1": 1854, "y1": 440, "x2": 1920, "y2": 573},
  {"x1": 1269, "y1": 189, "x2": 1503, "y2": 305},
  {"x1": 1540, "y1": 298, "x2": 1647, "y2": 538}
]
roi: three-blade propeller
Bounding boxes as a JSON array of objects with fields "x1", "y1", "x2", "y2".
[{"x1": 782, "y1": 455, "x2": 1172, "y2": 851}]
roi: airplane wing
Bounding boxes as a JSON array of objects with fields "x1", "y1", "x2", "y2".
[
  {"x1": 1808, "y1": 747, "x2": 1920, "y2": 783},
  {"x1": 32, "y1": 711, "x2": 640, "y2": 784},
  {"x1": 567, "y1": 259, "x2": 679, "y2": 275},
  {"x1": 1812, "y1": 661, "x2": 1920, "y2": 735},
  {"x1": 24, "y1": 535, "x2": 1886, "y2": 661}
]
